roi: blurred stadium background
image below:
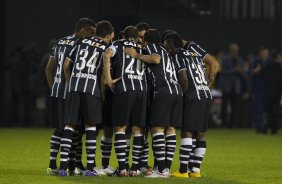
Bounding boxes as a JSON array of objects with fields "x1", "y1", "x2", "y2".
[{"x1": 0, "y1": 0, "x2": 281, "y2": 129}]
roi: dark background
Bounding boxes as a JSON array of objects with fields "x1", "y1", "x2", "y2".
[{"x1": 0, "y1": 0, "x2": 281, "y2": 127}]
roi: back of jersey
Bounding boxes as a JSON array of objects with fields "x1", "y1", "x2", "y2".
[
  {"x1": 173, "y1": 49, "x2": 212, "y2": 100},
  {"x1": 110, "y1": 39, "x2": 147, "y2": 94},
  {"x1": 68, "y1": 37, "x2": 107, "y2": 97},
  {"x1": 145, "y1": 43, "x2": 182, "y2": 96},
  {"x1": 51, "y1": 34, "x2": 78, "y2": 99}
]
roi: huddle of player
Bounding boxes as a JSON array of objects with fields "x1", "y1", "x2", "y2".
[{"x1": 45, "y1": 18, "x2": 219, "y2": 178}]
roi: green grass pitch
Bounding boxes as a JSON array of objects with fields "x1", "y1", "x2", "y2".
[{"x1": 0, "y1": 128, "x2": 282, "y2": 184}]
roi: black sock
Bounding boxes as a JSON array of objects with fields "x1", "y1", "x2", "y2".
[
  {"x1": 85, "y1": 127, "x2": 97, "y2": 171},
  {"x1": 60, "y1": 127, "x2": 74, "y2": 171},
  {"x1": 101, "y1": 136, "x2": 112, "y2": 168},
  {"x1": 141, "y1": 136, "x2": 149, "y2": 168},
  {"x1": 125, "y1": 139, "x2": 130, "y2": 169},
  {"x1": 165, "y1": 134, "x2": 176, "y2": 169},
  {"x1": 179, "y1": 138, "x2": 192, "y2": 173},
  {"x1": 131, "y1": 134, "x2": 144, "y2": 171},
  {"x1": 75, "y1": 134, "x2": 84, "y2": 169},
  {"x1": 114, "y1": 132, "x2": 127, "y2": 171},
  {"x1": 188, "y1": 138, "x2": 196, "y2": 172},
  {"x1": 192, "y1": 141, "x2": 206, "y2": 173},
  {"x1": 152, "y1": 133, "x2": 166, "y2": 173},
  {"x1": 49, "y1": 128, "x2": 62, "y2": 169}
]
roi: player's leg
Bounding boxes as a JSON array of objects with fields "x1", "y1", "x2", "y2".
[
  {"x1": 100, "y1": 89, "x2": 115, "y2": 174},
  {"x1": 129, "y1": 126, "x2": 144, "y2": 176},
  {"x1": 58, "y1": 92, "x2": 80, "y2": 176},
  {"x1": 190, "y1": 98, "x2": 211, "y2": 178},
  {"x1": 82, "y1": 93, "x2": 102, "y2": 176},
  {"x1": 100, "y1": 127, "x2": 114, "y2": 173},
  {"x1": 47, "y1": 97, "x2": 62, "y2": 175},
  {"x1": 110, "y1": 92, "x2": 130, "y2": 177},
  {"x1": 125, "y1": 127, "x2": 131, "y2": 170},
  {"x1": 165, "y1": 95, "x2": 182, "y2": 172},
  {"x1": 171, "y1": 131, "x2": 192, "y2": 178},
  {"x1": 165, "y1": 127, "x2": 176, "y2": 172}
]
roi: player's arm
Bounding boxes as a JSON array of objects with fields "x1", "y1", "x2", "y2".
[
  {"x1": 124, "y1": 48, "x2": 160, "y2": 64},
  {"x1": 100, "y1": 71, "x2": 107, "y2": 103},
  {"x1": 178, "y1": 69, "x2": 188, "y2": 93},
  {"x1": 203, "y1": 54, "x2": 220, "y2": 86},
  {"x1": 103, "y1": 48, "x2": 120, "y2": 91},
  {"x1": 45, "y1": 56, "x2": 56, "y2": 89},
  {"x1": 63, "y1": 57, "x2": 72, "y2": 83}
]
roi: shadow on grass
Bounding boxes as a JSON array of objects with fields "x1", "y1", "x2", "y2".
[{"x1": 56, "y1": 175, "x2": 249, "y2": 184}]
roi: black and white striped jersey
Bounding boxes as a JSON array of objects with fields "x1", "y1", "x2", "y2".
[
  {"x1": 50, "y1": 34, "x2": 78, "y2": 99},
  {"x1": 145, "y1": 43, "x2": 182, "y2": 96},
  {"x1": 109, "y1": 39, "x2": 147, "y2": 94},
  {"x1": 184, "y1": 41, "x2": 207, "y2": 60},
  {"x1": 172, "y1": 48, "x2": 212, "y2": 100},
  {"x1": 68, "y1": 37, "x2": 107, "y2": 98}
]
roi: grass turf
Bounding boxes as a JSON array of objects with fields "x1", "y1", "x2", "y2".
[{"x1": 0, "y1": 128, "x2": 282, "y2": 184}]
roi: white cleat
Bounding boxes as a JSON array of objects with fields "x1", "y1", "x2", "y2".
[{"x1": 100, "y1": 166, "x2": 115, "y2": 175}]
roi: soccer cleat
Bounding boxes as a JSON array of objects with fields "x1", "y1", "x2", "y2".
[
  {"x1": 67, "y1": 168, "x2": 75, "y2": 176},
  {"x1": 58, "y1": 170, "x2": 68, "y2": 176},
  {"x1": 46, "y1": 168, "x2": 59, "y2": 175},
  {"x1": 85, "y1": 170, "x2": 98, "y2": 176},
  {"x1": 171, "y1": 171, "x2": 189, "y2": 178},
  {"x1": 108, "y1": 169, "x2": 128, "y2": 177},
  {"x1": 74, "y1": 167, "x2": 86, "y2": 176},
  {"x1": 140, "y1": 166, "x2": 153, "y2": 176},
  {"x1": 129, "y1": 170, "x2": 138, "y2": 177},
  {"x1": 189, "y1": 172, "x2": 201, "y2": 178},
  {"x1": 145, "y1": 169, "x2": 170, "y2": 178},
  {"x1": 101, "y1": 166, "x2": 115, "y2": 175}
]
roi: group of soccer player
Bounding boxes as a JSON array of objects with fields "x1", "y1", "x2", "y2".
[{"x1": 45, "y1": 17, "x2": 219, "y2": 178}]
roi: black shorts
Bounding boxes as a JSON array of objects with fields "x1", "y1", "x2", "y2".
[
  {"x1": 112, "y1": 90, "x2": 147, "y2": 127},
  {"x1": 182, "y1": 97, "x2": 211, "y2": 132},
  {"x1": 150, "y1": 93, "x2": 183, "y2": 128},
  {"x1": 50, "y1": 97, "x2": 66, "y2": 129},
  {"x1": 66, "y1": 92, "x2": 102, "y2": 126},
  {"x1": 102, "y1": 88, "x2": 113, "y2": 128}
]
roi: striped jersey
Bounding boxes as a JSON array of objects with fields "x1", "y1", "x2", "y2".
[
  {"x1": 68, "y1": 36, "x2": 107, "y2": 98},
  {"x1": 172, "y1": 48, "x2": 212, "y2": 100},
  {"x1": 109, "y1": 39, "x2": 147, "y2": 94},
  {"x1": 50, "y1": 34, "x2": 78, "y2": 99},
  {"x1": 184, "y1": 41, "x2": 207, "y2": 60},
  {"x1": 145, "y1": 43, "x2": 182, "y2": 96}
]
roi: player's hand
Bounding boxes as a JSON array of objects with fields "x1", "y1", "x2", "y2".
[
  {"x1": 108, "y1": 77, "x2": 121, "y2": 92},
  {"x1": 124, "y1": 48, "x2": 139, "y2": 58}
]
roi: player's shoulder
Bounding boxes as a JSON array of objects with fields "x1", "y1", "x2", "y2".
[{"x1": 57, "y1": 34, "x2": 78, "y2": 47}]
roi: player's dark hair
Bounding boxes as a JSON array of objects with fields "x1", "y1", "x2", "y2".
[
  {"x1": 96, "y1": 20, "x2": 114, "y2": 38},
  {"x1": 161, "y1": 29, "x2": 177, "y2": 44},
  {"x1": 75, "y1": 18, "x2": 96, "y2": 33},
  {"x1": 164, "y1": 32, "x2": 184, "y2": 53},
  {"x1": 144, "y1": 29, "x2": 161, "y2": 44},
  {"x1": 124, "y1": 26, "x2": 139, "y2": 40},
  {"x1": 136, "y1": 22, "x2": 151, "y2": 31},
  {"x1": 118, "y1": 30, "x2": 125, "y2": 39}
]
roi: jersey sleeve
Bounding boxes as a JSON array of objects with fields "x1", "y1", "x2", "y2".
[
  {"x1": 173, "y1": 52, "x2": 187, "y2": 73},
  {"x1": 186, "y1": 41, "x2": 208, "y2": 60},
  {"x1": 108, "y1": 41, "x2": 119, "y2": 57}
]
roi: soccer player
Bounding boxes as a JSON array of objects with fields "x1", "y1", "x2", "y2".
[
  {"x1": 45, "y1": 18, "x2": 96, "y2": 175},
  {"x1": 58, "y1": 20, "x2": 114, "y2": 176},
  {"x1": 165, "y1": 33, "x2": 219, "y2": 178},
  {"x1": 162, "y1": 30, "x2": 218, "y2": 173},
  {"x1": 124, "y1": 29, "x2": 183, "y2": 178},
  {"x1": 103, "y1": 26, "x2": 148, "y2": 177},
  {"x1": 99, "y1": 28, "x2": 128, "y2": 176},
  {"x1": 136, "y1": 22, "x2": 152, "y2": 175},
  {"x1": 136, "y1": 22, "x2": 151, "y2": 44}
]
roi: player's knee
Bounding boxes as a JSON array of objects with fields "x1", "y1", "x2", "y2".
[
  {"x1": 166, "y1": 127, "x2": 176, "y2": 135},
  {"x1": 181, "y1": 131, "x2": 193, "y2": 138},
  {"x1": 197, "y1": 132, "x2": 206, "y2": 140},
  {"x1": 132, "y1": 126, "x2": 143, "y2": 135}
]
